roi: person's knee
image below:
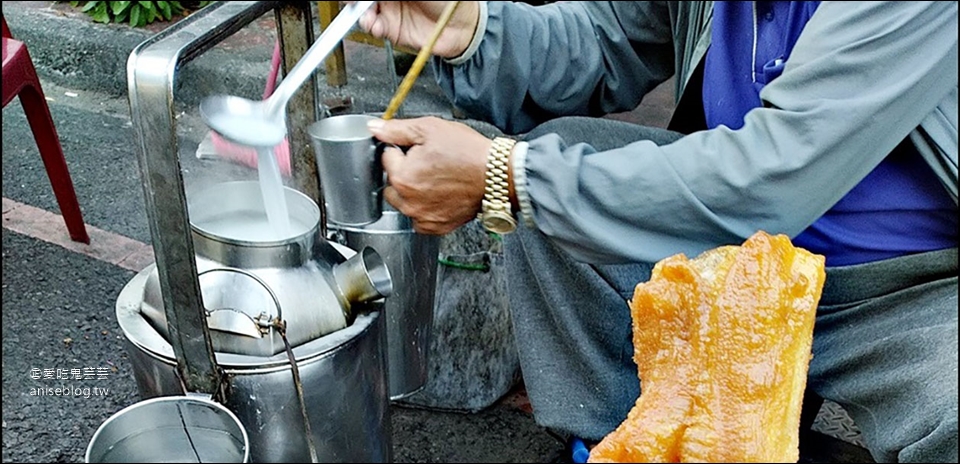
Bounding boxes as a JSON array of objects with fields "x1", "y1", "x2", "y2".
[
  {"x1": 520, "y1": 117, "x2": 683, "y2": 150},
  {"x1": 870, "y1": 368, "x2": 958, "y2": 463},
  {"x1": 521, "y1": 116, "x2": 590, "y2": 142},
  {"x1": 897, "y1": 410, "x2": 958, "y2": 463}
]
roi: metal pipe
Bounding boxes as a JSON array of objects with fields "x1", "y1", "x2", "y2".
[{"x1": 126, "y1": 1, "x2": 282, "y2": 395}]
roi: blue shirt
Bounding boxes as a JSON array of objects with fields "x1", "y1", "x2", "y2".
[{"x1": 703, "y1": 1, "x2": 957, "y2": 266}]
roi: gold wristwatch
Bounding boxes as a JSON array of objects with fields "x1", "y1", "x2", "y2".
[{"x1": 479, "y1": 137, "x2": 518, "y2": 234}]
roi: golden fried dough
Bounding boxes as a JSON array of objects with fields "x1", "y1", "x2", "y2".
[{"x1": 589, "y1": 231, "x2": 825, "y2": 463}]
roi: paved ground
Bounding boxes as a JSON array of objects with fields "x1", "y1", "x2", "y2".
[{"x1": 2, "y1": 2, "x2": 871, "y2": 463}]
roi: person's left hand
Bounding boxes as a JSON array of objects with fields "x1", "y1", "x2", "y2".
[{"x1": 367, "y1": 116, "x2": 492, "y2": 235}]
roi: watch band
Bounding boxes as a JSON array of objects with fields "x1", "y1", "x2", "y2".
[{"x1": 479, "y1": 137, "x2": 518, "y2": 234}]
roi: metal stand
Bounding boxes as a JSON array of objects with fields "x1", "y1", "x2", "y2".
[{"x1": 126, "y1": 1, "x2": 322, "y2": 395}]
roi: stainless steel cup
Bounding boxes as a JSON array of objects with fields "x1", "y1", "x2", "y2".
[{"x1": 309, "y1": 114, "x2": 384, "y2": 227}]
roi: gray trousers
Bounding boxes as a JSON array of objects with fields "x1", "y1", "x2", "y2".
[{"x1": 506, "y1": 117, "x2": 958, "y2": 463}]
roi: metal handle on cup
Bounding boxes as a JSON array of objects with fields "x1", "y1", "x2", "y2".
[{"x1": 375, "y1": 142, "x2": 404, "y2": 199}]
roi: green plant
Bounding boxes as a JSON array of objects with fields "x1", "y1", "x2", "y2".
[{"x1": 66, "y1": 1, "x2": 213, "y2": 27}]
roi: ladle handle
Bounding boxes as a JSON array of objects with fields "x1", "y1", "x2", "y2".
[
  {"x1": 265, "y1": 1, "x2": 376, "y2": 118},
  {"x1": 382, "y1": 1, "x2": 461, "y2": 120}
]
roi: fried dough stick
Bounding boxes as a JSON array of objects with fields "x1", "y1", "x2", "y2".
[{"x1": 589, "y1": 232, "x2": 825, "y2": 463}]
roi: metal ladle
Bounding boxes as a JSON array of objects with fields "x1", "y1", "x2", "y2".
[{"x1": 199, "y1": 1, "x2": 376, "y2": 148}]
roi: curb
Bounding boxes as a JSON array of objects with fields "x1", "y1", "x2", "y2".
[{"x1": 3, "y1": 3, "x2": 273, "y2": 108}]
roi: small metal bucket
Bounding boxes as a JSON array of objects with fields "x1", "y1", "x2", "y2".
[{"x1": 86, "y1": 395, "x2": 249, "y2": 463}]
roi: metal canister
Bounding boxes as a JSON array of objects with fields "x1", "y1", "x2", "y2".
[
  {"x1": 330, "y1": 210, "x2": 440, "y2": 400},
  {"x1": 140, "y1": 181, "x2": 393, "y2": 357},
  {"x1": 116, "y1": 255, "x2": 392, "y2": 463}
]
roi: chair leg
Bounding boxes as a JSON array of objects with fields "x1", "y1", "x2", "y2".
[{"x1": 18, "y1": 82, "x2": 90, "y2": 244}]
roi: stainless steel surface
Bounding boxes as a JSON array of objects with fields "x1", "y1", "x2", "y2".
[
  {"x1": 219, "y1": 322, "x2": 391, "y2": 464},
  {"x1": 333, "y1": 246, "x2": 394, "y2": 308},
  {"x1": 85, "y1": 395, "x2": 249, "y2": 463},
  {"x1": 141, "y1": 181, "x2": 393, "y2": 357},
  {"x1": 308, "y1": 114, "x2": 385, "y2": 226},
  {"x1": 331, "y1": 211, "x2": 440, "y2": 400},
  {"x1": 116, "y1": 262, "x2": 392, "y2": 463},
  {"x1": 199, "y1": 1, "x2": 375, "y2": 148},
  {"x1": 200, "y1": 267, "x2": 281, "y2": 340},
  {"x1": 188, "y1": 181, "x2": 322, "y2": 268},
  {"x1": 127, "y1": 0, "x2": 281, "y2": 394}
]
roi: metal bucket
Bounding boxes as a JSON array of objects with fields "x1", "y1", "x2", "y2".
[
  {"x1": 330, "y1": 210, "x2": 439, "y2": 400},
  {"x1": 115, "y1": 245, "x2": 392, "y2": 463},
  {"x1": 85, "y1": 395, "x2": 249, "y2": 463}
]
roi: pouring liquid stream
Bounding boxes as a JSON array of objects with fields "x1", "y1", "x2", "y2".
[{"x1": 257, "y1": 147, "x2": 291, "y2": 240}]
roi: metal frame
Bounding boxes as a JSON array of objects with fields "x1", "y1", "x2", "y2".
[{"x1": 126, "y1": 1, "x2": 322, "y2": 394}]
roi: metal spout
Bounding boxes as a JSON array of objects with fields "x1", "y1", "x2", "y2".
[{"x1": 333, "y1": 247, "x2": 393, "y2": 307}]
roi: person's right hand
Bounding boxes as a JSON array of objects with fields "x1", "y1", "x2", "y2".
[{"x1": 358, "y1": 1, "x2": 481, "y2": 59}]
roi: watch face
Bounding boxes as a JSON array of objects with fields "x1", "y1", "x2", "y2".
[{"x1": 483, "y1": 213, "x2": 517, "y2": 234}]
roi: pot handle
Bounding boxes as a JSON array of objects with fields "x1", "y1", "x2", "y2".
[{"x1": 198, "y1": 267, "x2": 284, "y2": 334}]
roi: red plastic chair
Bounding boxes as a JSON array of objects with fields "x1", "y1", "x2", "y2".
[{"x1": 2, "y1": 14, "x2": 89, "y2": 243}]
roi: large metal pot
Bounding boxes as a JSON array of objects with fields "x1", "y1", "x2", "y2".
[
  {"x1": 140, "y1": 181, "x2": 392, "y2": 357},
  {"x1": 118, "y1": 180, "x2": 394, "y2": 461},
  {"x1": 118, "y1": 262, "x2": 392, "y2": 463}
]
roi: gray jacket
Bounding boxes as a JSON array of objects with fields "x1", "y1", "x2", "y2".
[{"x1": 433, "y1": 1, "x2": 958, "y2": 263}]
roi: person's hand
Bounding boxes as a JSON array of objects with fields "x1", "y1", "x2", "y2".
[
  {"x1": 367, "y1": 117, "x2": 492, "y2": 235},
  {"x1": 358, "y1": 1, "x2": 481, "y2": 59}
]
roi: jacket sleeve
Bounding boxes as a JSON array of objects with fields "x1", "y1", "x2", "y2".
[
  {"x1": 912, "y1": 87, "x2": 959, "y2": 204},
  {"x1": 516, "y1": 1, "x2": 957, "y2": 264},
  {"x1": 432, "y1": 1, "x2": 676, "y2": 135}
]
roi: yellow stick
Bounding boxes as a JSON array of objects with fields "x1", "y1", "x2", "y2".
[{"x1": 382, "y1": 1, "x2": 461, "y2": 120}]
